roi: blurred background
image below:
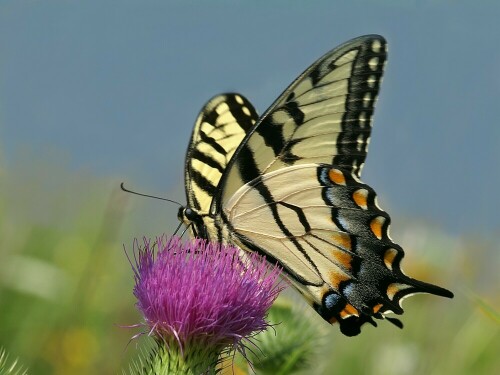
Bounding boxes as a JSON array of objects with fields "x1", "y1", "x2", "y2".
[{"x1": 0, "y1": 1, "x2": 498, "y2": 374}]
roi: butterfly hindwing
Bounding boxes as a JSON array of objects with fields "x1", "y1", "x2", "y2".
[{"x1": 222, "y1": 163, "x2": 452, "y2": 335}]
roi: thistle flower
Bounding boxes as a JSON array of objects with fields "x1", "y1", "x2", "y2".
[{"x1": 130, "y1": 235, "x2": 284, "y2": 374}]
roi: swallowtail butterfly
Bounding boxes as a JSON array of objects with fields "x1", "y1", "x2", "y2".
[{"x1": 178, "y1": 35, "x2": 453, "y2": 336}]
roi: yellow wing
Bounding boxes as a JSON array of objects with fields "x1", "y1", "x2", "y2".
[{"x1": 185, "y1": 93, "x2": 258, "y2": 213}]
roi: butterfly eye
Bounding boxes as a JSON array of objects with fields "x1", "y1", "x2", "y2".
[
  {"x1": 177, "y1": 207, "x2": 198, "y2": 222},
  {"x1": 184, "y1": 208, "x2": 198, "y2": 221}
]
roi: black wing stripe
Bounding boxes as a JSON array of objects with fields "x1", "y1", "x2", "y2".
[
  {"x1": 190, "y1": 169, "x2": 218, "y2": 196},
  {"x1": 226, "y1": 96, "x2": 258, "y2": 131},
  {"x1": 190, "y1": 149, "x2": 225, "y2": 174},
  {"x1": 255, "y1": 119, "x2": 286, "y2": 155},
  {"x1": 237, "y1": 144, "x2": 263, "y2": 184},
  {"x1": 198, "y1": 130, "x2": 228, "y2": 156}
]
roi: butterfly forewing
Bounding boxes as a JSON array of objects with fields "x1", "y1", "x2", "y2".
[
  {"x1": 185, "y1": 93, "x2": 258, "y2": 213},
  {"x1": 216, "y1": 35, "x2": 386, "y2": 211}
]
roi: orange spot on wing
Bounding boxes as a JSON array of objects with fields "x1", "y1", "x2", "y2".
[
  {"x1": 344, "y1": 303, "x2": 357, "y2": 314},
  {"x1": 353, "y1": 189, "x2": 368, "y2": 209},
  {"x1": 370, "y1": 216, "x2": 385, "y2": 239},
  {"x1": 387, "y1": 283, "x2": 402, "y2": 300},
  {"x1": 383, "y1": 248, "x2": 398, "y2": 270},
  {"x1": 328, "y1": 270, "x2": 350, "y2": 290},
  {"x1": 373, "y1": 303, "x2": 383, "y2": 313},
  {"x1": 329, "y1": 168, "x2": 346, "y2": 185},
  {"x1": 330, "y1": 248, "x2": 352, "y2": 271},
  {"x1": 331, "y1": 232, "x2": 352, "y2": 251},
  {"x1": 340, "y1": 303, "x2": 359, "y2": 318}
]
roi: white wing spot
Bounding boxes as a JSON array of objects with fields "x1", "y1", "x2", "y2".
[
  {"x1": 386, "y1": 223, "x2": 393, "y2": 241},
  {"x1": 359, "y1": 112, "x2": 367, "y2": 127},
  {"x1": 235, "y1": 95, "x2": 244, "y2": 104},
  {"x1": 372, "y1": 40, "x2": 382, "y2": 53},
  {"x1": 356, "y1": 135, "x2": 365, "y2": 151},
  {"x1": 368, "y1": 57, "x2": 379, "y2": 71},
  {"x1": 242, "y1": 106, "x2": 251, "y2": 116},
  {"x1": 367, "y1": 75, "x2": 377, "y2": 88},
  {"x1": 363, "y1": 93, "x2": 371, "y2": 107},
  {"x1": 357, "y1": 163, "x2": 365, "y2": 176}
]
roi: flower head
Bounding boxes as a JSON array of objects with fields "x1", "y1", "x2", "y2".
[{"x1": 131, "y1": 235, "x2": 283, "y2": 373}]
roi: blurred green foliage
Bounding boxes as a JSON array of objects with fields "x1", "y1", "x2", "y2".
[
  {"x1": 0, "y1": 159, "x2": 498, "y2": 374},
  {"x1": 0, "y1": 347, "x2": 27, "y2": 375}
]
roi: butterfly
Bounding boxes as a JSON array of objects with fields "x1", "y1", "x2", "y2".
[{"x1": 178, "y1": 35, "x2": 453, "y2": 336}]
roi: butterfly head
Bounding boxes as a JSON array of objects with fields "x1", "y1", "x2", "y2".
[{"x1": 177, "y1": 206, "x2": 209, "y2": 239}]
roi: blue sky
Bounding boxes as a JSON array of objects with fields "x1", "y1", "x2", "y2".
[{"x1": 1, "y1": 1, "x2": 499, "y2": 237}]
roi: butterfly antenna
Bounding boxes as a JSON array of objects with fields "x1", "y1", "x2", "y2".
[
  {"x1": 179, "y1": 224, "x2": 191, "y2": 239},
  {"x1": 172, "y1": 221, "x2": 183, "y2": 236},
  {"x1": 120, "y1": 182, "x2": 182, "y2": 206}
]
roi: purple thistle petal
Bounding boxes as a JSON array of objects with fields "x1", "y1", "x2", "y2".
[{"x1": 132, "y1": 235, "x2": 284, "y2": 354}]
